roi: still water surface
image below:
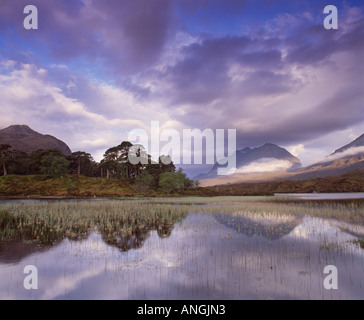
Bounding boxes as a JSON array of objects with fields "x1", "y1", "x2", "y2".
[
  {"x1": 0, "y1": 209, "x2": 363, "y2": 300},
  {"x1": 275, "y1": 193, "x2": 364, "y2": 200}
]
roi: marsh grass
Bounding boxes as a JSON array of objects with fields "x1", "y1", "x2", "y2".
[
  {"x1": 353, "y1": 239, "x2": 364, "y2": 249},
  {"x1": 0, "y1": 202, "x2": 189, "y2": 246},
  {"x1": 319, "y1": 241, "x2": 344, "y2": 251},
  {"x1": 0, "y1": 196, "x2": 363, "y2": 247},
  {"x1": 134, "y1": 196, "x2": 364, "y2": 224}
]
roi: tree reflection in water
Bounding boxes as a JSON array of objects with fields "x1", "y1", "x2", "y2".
[
  {"x1": 0, "y1": 202, "x2": 186, "y2": 262},
  {"x1": 101, "y1": 222, "x2": 175, "y2": 252}
]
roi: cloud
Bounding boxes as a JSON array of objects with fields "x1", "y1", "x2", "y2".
[
  {"x1": 0, "y1": 62, "x2": 179, "y2": 160},
  {"x1": 80, "y1": 138, "x2": 109, "y2": 150},
  {"x1": 147, "y1": 6, "x2": 364, "y2": 152},
  {"x1": 236, "y1": 158, "x2": 294, "y2": 173},
  {"x1": 0, "y1": 0, "x2": 173, "y2": 75},
  {"x1": 0, "y1": 59, "x2": 16, "y2": 69},
  {"x1": 285, "y1": 144, "x2": 305, "y2": 157},
  {"x1": 0, "y1": 0, "x2": 364, "y2": 168},
  {"x1": 0, "y1": 63, "x2": 107, "y2": 125},
  {"x1": 314, "y1": 146, "x2": 364, "y2": 164},
  {"x1": 160, "y1": 35, "x2": 290, "y2": 106}
]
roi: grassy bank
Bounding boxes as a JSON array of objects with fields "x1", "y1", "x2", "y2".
[
  {"x1": 0, "y1": 175, "x2": 138, "y2": 198},
  {"x1": 1, "y1": 170, "x2": 364, "y2": 198},
  {"x1": 189, "y1": 170, "x2": 364, "y2": 196}
]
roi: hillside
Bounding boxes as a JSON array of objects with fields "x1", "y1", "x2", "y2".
[
  {"x1": 291, "y1": 133, "x2": 364, "y2": 180},
  {"x1": 333, "y1": 134, "x2": 364, "y2": 154},
  {"x1": 197, "y1": 133, "x2": 364, "y2": 186},
  {"x1": 188, "y1": 170, "x2": 364, "y2": 196},
  {"x1": 291, "y1": 154, "x2": 364, "y2": 180},
  {"x1": 0, "y1": 175, "x2": 136, "y2": 198},
  {"x1": 1, "y1": 170, "x2": 363, "y2": 198},
  {"x1": 195, "y1": 143, "x2": 301, "y2": 180},
  {"x1": 0, "y1": 125, "x2": 72, "y2": 155}
]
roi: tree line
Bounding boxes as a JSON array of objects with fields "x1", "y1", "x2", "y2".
[{"x1": 0, "y1": 142, "x2": 199, "y2": 194}]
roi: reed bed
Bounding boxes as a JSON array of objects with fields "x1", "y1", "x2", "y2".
[
  {"x1": 0, "y1": 197, "x2": 363, "y2": 246},
  {"x1": 0, "y1": 201, "x2": 189, "y2": 245},
  {"x1": 131, "y1": 196, "x2": 364, "y2": 224},
  {"x1": 354, "y1": 239, "x2": 364, "y2": 249},
  {"x1": 1, "y1": 197, "x2": 364, "y2": 300}
]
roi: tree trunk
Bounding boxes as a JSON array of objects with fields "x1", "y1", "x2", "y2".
[
  {"x1": 2, "y1": 161, "x2": 7, "y2": 176},
  {"x1": 107, "y1": 168, "x2": 110, "y2": 179},
  {"x1": 78, "y1": 157, "x2": 81, "y2": 175}
]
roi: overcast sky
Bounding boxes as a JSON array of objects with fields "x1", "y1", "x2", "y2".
[{"x1": 0, "y1": 0, "x2": 363, "y2": 176}]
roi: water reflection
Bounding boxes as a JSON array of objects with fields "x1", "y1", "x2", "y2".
[
  {"x1": 275, "y1": 193, "x2": 364, "y2": 200},
  {"x1": 214, "y1": 213, "x2": 302, "y2": 240},
  {"x1": 0, "y1": 210, "x2": 363, "y2": 300},
  {"x1": 0, "y1": 201, "x2": 186, "y2": 259},
  {"x1": 0, "y1": 241, "x2": 52, "y2": 264},
  {"x1": 0, "y1": 223, "x2": 178, "y2": 263},
  {"x1": 100, "y1": 222, "x2": 175, "y2": 252}
]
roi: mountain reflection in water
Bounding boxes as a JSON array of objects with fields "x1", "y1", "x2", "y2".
[
  {"x1": 1, "y1": 199, "x2": 364, "y2": 300},
  {"x1": 214, "y1": 213, "x2": 302, "y2": 240}
]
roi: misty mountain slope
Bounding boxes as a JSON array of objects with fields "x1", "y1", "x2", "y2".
[
  {"x1": 291, "y1": 134, "x2": 364, "y2": 180},
  {"x1": 197, "y1": 133, "x2": 364, "y2": 186},
  {"x1": 195, "y1": 143, "x2": 301, "y2": 181},
  {"x1": 0, "y1": 125, "x2": 72, "y2": 156},
  {"x1": 333, "y1": 134, "x2": 364, "y2": 154}
]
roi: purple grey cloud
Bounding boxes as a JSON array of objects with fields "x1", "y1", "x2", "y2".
[
  {"x1": 0, "y1": 0, "x2": 173, "y2": 74},
  {"x1": 0, "y1": 0, "x2": 363, "y2": 173}
]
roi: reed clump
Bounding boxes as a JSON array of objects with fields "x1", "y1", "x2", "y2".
[
  {"x1": 354, "y1": 239, "x2": 364, "y2": 249},
  {"x1": 0, "y1": 201, "x2": 189, "y2": 245}
]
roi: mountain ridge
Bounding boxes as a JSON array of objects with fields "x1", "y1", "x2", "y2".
[
  {"x1": 195, "y1": 143, "x2": 301, "y2": 181},
  {"x1": 291, "y1": 133, "x2": 364, "y2": 180},
  {"x1": 333, "y1": 134, "x2": 364, "y2": 155},
  {"x1": 0, "y1": 125, "x2": 72, "y2": 156},
  {"x1": 196, "y1": 133, "x2": 364, "y2": 187}
]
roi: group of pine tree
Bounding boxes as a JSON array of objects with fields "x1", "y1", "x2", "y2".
[{"x1": 0, "y1": 142, "x2": 198, "y2": 194}]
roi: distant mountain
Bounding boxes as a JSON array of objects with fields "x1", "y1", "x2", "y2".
[
  {"x1": 291, "y1": 133, "x2": 364, "y2": 180},
  {"x1": 332, "y1": 134, "x2": 364, "y2": 154},
  {"x1": 196, "y1": 134, "x2": 364, "y2": 187},
  {"x1": 195, "y1": 143, "x2": 301, "y2": 181},
  {"x1": 0, "y1": 125, "x2": 72, "y2": 156}
]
